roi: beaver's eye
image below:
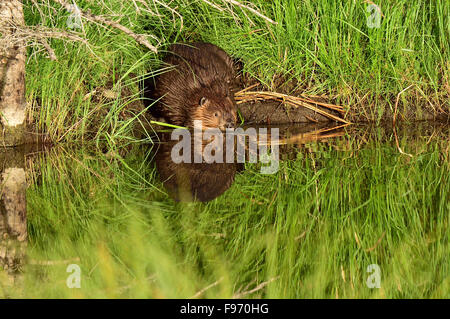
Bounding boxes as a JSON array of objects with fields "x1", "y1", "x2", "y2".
[{"x1": 214, "y1": 112, "x2": 219, "y2": 117}]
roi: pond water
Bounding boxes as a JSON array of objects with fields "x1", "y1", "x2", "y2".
[{"x1": 0, "y1": 121, "x2": 448, "y2": 298}]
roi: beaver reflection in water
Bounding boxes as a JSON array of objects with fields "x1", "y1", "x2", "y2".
[
  {"x1": 155, "y1": 133, "x2": 242, "y2": 202},
  {"x1": 144, "y1": 42, "x2": 237, "y2": 130}
]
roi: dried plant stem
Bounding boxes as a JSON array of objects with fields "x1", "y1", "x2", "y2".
[
  {"x1": 232, "y1": 277, "x2": 278, "y2": 299},
  {"x1": 51, "y1": 0, "x2": 158, "y2": 53},
  {"x1": 235, "y1": 90, "x2": 350, "y2": 124},
  {"x1": 393, "y1": 85, "x2": 414, "y2": 126},
  {"x1": 222, "y1": 0, "x2": 277, "y2": 25},
  {"x1": 190, "y1": 277, "x2": 224, "y2": 299},
  {"x1": 38, "y1": 38, "x2": 57, "y2": 60}
]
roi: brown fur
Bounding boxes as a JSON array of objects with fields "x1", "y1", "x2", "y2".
[{"x1": 148, "y1": 42, "x2": 237, "y2": 129}]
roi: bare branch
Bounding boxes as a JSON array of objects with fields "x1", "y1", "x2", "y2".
[
  {"x1": 39, "y1": 38, "x2": 57, "y2": 60},
  {"x1": 190, "y1": 277, "x2": 224, "y2": 299},
  {"x1": 222, "y1": 0, "x2": 277, "y2": 25},
  {"x1": 0, "y1": 20, "x2": 90, "y2": 56},
  {"x1": 51, "y1": 0, "x2": 159, "y2": 53}
]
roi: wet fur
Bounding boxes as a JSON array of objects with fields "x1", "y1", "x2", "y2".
[{"x1": 144, "y1": 42, "x2": 237, "y2": 128}]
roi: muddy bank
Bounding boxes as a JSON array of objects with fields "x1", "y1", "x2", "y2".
[
  {"x1": 232, "y1": 75, "x2": 449, "y2": 124},
  {"x1": 143, "y1": 93, "x2": 448, "y2": 131},
  {"x1": 236, "y1": 97, "x2": 449, "y2": 124},
  {"x1": 237, "y1": 99, "x2": 336, "y2": 124}
]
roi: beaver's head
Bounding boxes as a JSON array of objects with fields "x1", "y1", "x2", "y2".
[{"x1": 190, "y1": 94, "x2": 237, "y2": 130}]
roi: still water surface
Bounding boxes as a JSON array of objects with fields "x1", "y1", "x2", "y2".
[{"x1": 0, "y1": 121, "x2": 448, "y2": 297}]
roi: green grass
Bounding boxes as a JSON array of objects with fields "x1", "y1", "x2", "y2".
[
  {"x1": 22, "y1": 0, "x2": 449, "y2": 144},
  {"x1": 1, "y1": 124, "x2": 448, "y2": 298},
  {"x1": 4, "y1": 0, "x2": 448, "y2": 299}
]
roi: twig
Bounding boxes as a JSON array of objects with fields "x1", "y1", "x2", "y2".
[
  {"x1": 153, "y1": 0, "x2": 183, "y2": 32},
  {"x1": 190, "y1": 277, "x2": 224, "y2": 298},
  {"x1": 0, "y1": 21, "x2": 90, "y2": 53},
  {"x1": 232, "y1": 277, "x2": 278, "y2": 298},
  {"x1": 39, "y1": 38, "x2": 57, "y2": 60},
  {"x1": 235, "y1": 90, "x2": 350, "y2": 124},
  {"x1": 222, "y1": 0, "x2": 277, "y2": 25},
  {"x1": 236, "y1": 83, "x2": 259, "y2": 93},
  {"x1": 51, "y1": 0, "x2": 158, "y2": 53}
]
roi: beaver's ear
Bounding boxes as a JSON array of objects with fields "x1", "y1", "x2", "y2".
[{"x1": 199, "y1": 97, "x2": 207, "y2": 106}]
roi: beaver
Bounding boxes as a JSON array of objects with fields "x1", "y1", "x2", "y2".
[{"x1": 144, "y1": 42, "x2": 237, "y2": 130}]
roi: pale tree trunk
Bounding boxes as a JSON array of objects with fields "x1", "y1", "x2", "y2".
[
  {"x1": 0, "y1": 0, "x2": 27, "y2": 284},
  {"x1": 0, "y1": 148, "x2": 27, "y2": 287},
  {"x1": 0, "y1": 0, "x2": 26, "y2": 147}
]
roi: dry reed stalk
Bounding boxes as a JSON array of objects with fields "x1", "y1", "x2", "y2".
[{"x1": 235, "y1": 90, "x2": 350, "y2": 124}]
